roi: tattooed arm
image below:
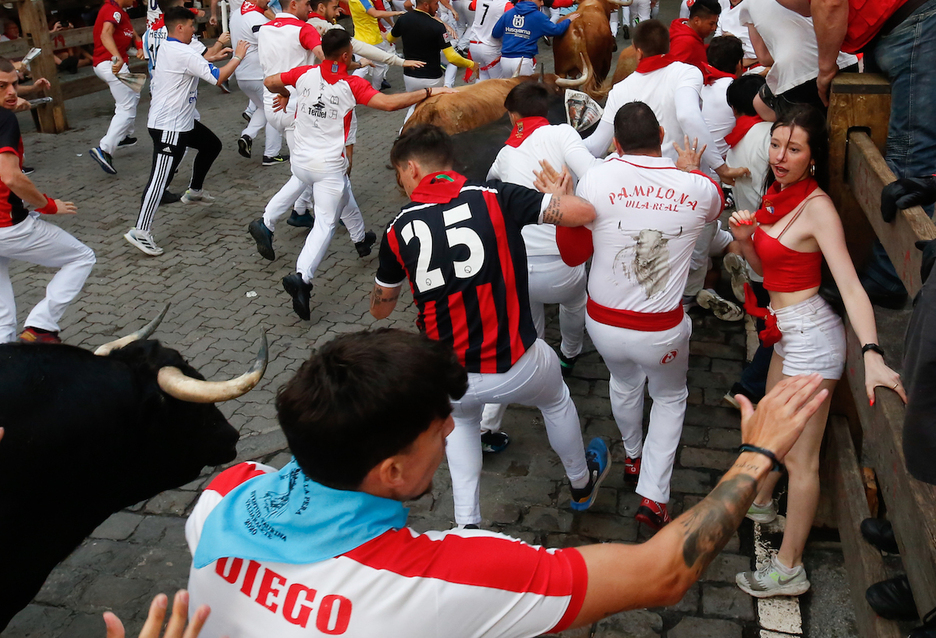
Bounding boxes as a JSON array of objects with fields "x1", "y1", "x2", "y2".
[
  {"x1": 369, "y1": 284, "x2": 401, "y2": 319},
  {"x1": 533, "y1": 160, "x2": 596, "y2": 227},
  {"x1": 569, "y1": 374, "x2": 829, "y2": 627}
]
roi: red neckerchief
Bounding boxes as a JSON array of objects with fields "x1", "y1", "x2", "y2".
[
  {"x1": 320, "y1": 60, "x2": 350, "y2": 84},
  {"x1": 742, "y1": 283, "x2": 782, "y2": 347},
  {"x1": 505, "y1": 116, "x2": 550, "y2": 147},
  {"x1": 705, "y1": 65, "x2": 735, "y2": 85},
  {"x1": 755, "y1": 177, "x2": 819, "y2": 225},
  {"x1": 242, "y1": 1, "x2": 265, "y2": 14},
  {"x1": 724, "y1": 114, "x2": 763, "y2": 148},
  {"x1": 308, "y1": 10, "x2": 328, "y2": 20},
  {"x1": 411, "y1": 172, "x2": 468, "y2": 204},
  {"x1": 635, "y1": 53, "x2": 676, "y2": 74}
]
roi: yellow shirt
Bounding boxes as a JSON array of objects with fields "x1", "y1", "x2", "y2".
[{"x1": 349, "y1": 0, "x2": 383, "y2": 46}]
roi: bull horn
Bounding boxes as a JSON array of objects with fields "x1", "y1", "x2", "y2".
[
  {"x1": 555, "y1": 53, "x2": 590, "y2": 87},
  {"x1": 157, "y1": 330, "x2": 269, "y2": 404},
  {"x1": 512, "y1": 63, "x2": 522, "y2": 78},
  {"x1": 94, "y1": 304, "x2": 170, "y2": 356},
  {"x1": 539, "y1": 63, "x2": 545, "y2": 83}
]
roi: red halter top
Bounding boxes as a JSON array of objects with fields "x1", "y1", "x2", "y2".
[{"x1": 752, "y1": 180, "x2": 823, "y2": 293}]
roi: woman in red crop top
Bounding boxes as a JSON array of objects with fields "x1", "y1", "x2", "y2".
[{"x1": 728, "y1": 106, "x2": 905, "y2": 598}]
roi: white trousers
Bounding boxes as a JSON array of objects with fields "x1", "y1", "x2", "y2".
[
  {"x1": 352, "y1": 40, "x2": 393, "y2": 90},
  {"x1": 0, "y1": 216, "x2": 95, "y2": 342},
  {"x1": 402, "y1": 75, "x2": 444, "y2": 125},
  {"x1": 239, "y1": 78, "x2": 283, "y2": 157},
  {"x1": 629, "y1": 0, "x2": 651, "y2": 25},
  {"x1": 685, "y1": 221, "x2": 733, "y2": 297},
  {"x1": 468, "y1": 42, "x2": 503, "y2": 80},
  {"x1": 94, "y1": 61, "x2": 140, "y2": 155},
  {"x1": 291, "y1": 166, "x2": 366, "y2": 283},
  {"x1": 499, "y1": 56, "x2": 535, "y2": 78},
  {"x1": 447, "y1": 339, "x2": 588, "y2": 525},
  {"x1": 586, "y1": 313, "x2": 691, "y2": 504}
]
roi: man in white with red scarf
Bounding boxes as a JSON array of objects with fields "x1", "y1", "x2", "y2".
[{"x1": 562, "y1": 101, "x2": 723, "y2": 530}]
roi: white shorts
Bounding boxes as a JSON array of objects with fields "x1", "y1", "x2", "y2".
[{"x1": 773, "y1": 294, "x2": 845, "y2": 380}]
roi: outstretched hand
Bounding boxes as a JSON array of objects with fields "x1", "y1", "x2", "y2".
[
  {"x1": 533, "y1": 159, "x2": 572, "y2": 195},
  {"x1": 673, "y1": 135, "x2": 704, "y2": 172},
  {"x1": 104, "y1": 591, "x2": 210, "y2": 638},
  {"x1": 880, "y1": 176, "x2": 936, "y2": 223}
]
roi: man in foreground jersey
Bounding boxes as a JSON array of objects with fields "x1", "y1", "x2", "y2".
[{"x1": 185, "y1": 327, "x2": 827, "y2": 637}]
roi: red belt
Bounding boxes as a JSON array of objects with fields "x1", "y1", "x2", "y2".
[
  {"x1": 742, "y1": 283, "x2": 782, "y2": 347},
  {"x1": 586, "y1": 298, "x2": 684, "y2": 332}
]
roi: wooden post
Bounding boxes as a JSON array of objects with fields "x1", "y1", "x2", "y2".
[{"x1": 17, "y1": 0, "x2": 68, "y2": 132}]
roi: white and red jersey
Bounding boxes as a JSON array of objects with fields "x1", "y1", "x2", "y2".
[
  {"x1": 186, "y1": 462, "x2": 587, "y2": 638},
  {"x1": 281, "y1": 62, "x2": 378, "y2": 173},
  {"x1": 575, "y1": 155, "x2": 722, "y2": 314},
  {"x1": 231, "y1": 1, "x2": 268, "y2": 80},
  {"x1": 258, "y1": 12, "x2": 322, "y2": 78},
  {"x1": 469, "y1": 0, "x2": 512, "y2": 46},
  {"x1": 487, "y1": 120, "x2": 598, "y2": 256}
]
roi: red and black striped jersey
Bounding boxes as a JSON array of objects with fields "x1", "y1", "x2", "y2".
[
  {"x1": 376, "y1": 171, "x2": 547, "y2": 374},
  {"x1": 0, "y1": 108, "x2": 26, "y2": 229}
]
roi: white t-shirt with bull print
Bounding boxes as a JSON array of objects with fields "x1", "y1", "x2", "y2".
[{"x1": 576, "y1": 154, "x2": 722, "y2": 313}]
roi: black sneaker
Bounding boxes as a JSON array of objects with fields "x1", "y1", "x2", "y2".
[
  {"x1": 263, "y1": 154, "x2": 289, "y2": 166},
  {"x1": 248, "y1": 219, "x2": 275, "y2": 261},
  {"x1": 380, "y1": 79, "x2": 391, "y2": 90},
  {"x1": 463, "y1": 524, "x2": 480, "y2": 530},
  {"x1": 160, "y1": 190, "x2": 182, "y2": 205},
  {"x1": 558, "y1": 352, "x2": 579, "y2": 377},
  {"x1": 117, "y1": 136, "x2": 137, "y2": 148},
  {"x1": 237, "y1": 134, "x2": 252, "y2": 159},
  {"x1": 481, "y1": 431, "x2": 510, "y2": 454},
  {"x1": 220, "y1": 80, "x2": 231, "y2": 94},
  {"x1": 622, "y1": 25, "x2": 630, "y2": 39},
  {"x1": 723, "y1": 382, "x2": 761, "y2": 410},
  {"x1": 283, "y1": 272, "x2": 313, "y2": 320},
  {"x1": 21, "y1": 166, "x2": 34, "y2": 175},
  {"x1": 355, "y1": 230, "x2": 377, "y2": 258},
  {"x1": 287, "y1": 209, "x2": 314, "y2": 228},
  {"x1": 241, "y1": 110, "x2": 252, "y2": 124}
]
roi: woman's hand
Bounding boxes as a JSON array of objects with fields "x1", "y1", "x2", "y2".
[
  {"x1": 729, "y1": 209, "x2": 757, "y2": 242},
  {"x1": 864, "y1": 353, "x2": 907, "y2": 406}
]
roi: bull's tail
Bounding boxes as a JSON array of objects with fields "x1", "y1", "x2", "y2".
[{"x1": 592, "y1": 70, "x2": 614, "y2": 101}]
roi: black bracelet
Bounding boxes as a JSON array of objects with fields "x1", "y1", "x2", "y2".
[
  {"x1": 738, "y1": 444, "x2": 784, "y2": 472},
  {"x1": 424, "y1": 87, "x2": 431, "y2": 100},
  {"x1": 862, "y1": 343, "x2": 885, "y2": 357}
]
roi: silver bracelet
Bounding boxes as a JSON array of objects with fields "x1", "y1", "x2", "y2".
[{"x1": 233, "y1": 55, "x2": 243, "y2": 62}]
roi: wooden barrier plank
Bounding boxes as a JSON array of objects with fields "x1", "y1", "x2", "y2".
[
  {"x1": 843, "y1": 315, "x2": 936, "y2": 619},
  {"x1": 847, "y1": 131, "x2": 936, "y2": 298},
  {"x1": 52, "y1": 18, "x2": 147, "y2": 49},
  {"x1": 59, "y1": 60, "x2": 147, "y2": 101},
  {"x1": 829, "y1": 415, "x2": 902, "y2": 638},
  {"x1": 0, "y1": 38, "x2": 31, "y2": 58},
  {"x1": 18, "y1": 0, "x2": 67, "y2": 132}
]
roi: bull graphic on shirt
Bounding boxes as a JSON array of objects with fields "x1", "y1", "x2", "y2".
[{"x1": 613, "y1": 226, "x2": 684, "y2": 299}]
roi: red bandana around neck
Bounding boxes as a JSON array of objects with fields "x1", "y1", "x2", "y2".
[
  {"x1": 724, "y1": 114, "x2": 764, "y2": 148},
  {"x1": 505, "y1": 116, "x2": 550, "y2": 147},
  {"x1": 320, "y1": 60, "x2": 350, "y2": 83},
  {"x1": 410, "y1": 171, "x2": 468, "y2": 204},
  {"x1": 755, "y1": 177, "x2": 819, "y2": 225},
  {"x1": 635, "y1": 54, "x2": 676, "y2": 74},
  {"x1": 704, "y1": 65, "x2": 735, "y2": 85}
]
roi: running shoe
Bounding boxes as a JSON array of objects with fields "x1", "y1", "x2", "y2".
[
  {"x1": 481, "y1": 431, "x2": 510, "y2": 454},
  {"x1": 263, "y1": 154, "x2": 289, "y2": 166},
  {"x1": 21, "y1": 166, "x2": 34, "y2": 175},
  {"x1": 570, "y1": 438, "x2": 611, "y2": 511},
  {"x1": 237, "y1": 134, "x2": 252, "y2": 159},
  {"x1": 242, "y1": 110, "x2": 252, "y2": 123},
  {"x1": 90, "y1": 147, "x2": 116, "y2": 174},
  {"x1": 18, "y1": 327, "x2": 61, "y2": 344},
  {"x1": 283, "y1": 272, "x2": 313, "y2": 320},
  {"x1": 124, "y1": 228, "x2": 164, "y2": 256},
  {"x1": 723, "y1": 253, "x2": 749, "y2": 303},
  {"x1": 117, "y1": 136, "x2": 137, "y2": 148},
  {"x1": 736, "y1": 554, "x2": 810, "y2": 598},
  {"x1": 635, "y1": 497, "x2": 671, "y2": 530},
  {"x1": 558, "y1": 351, "x2": 579, "y2": 377},
  {"x1": 355, "y1": 230, "x2": 377, "y2": 258},
  {"x1": 287, "y1": 209, "x2": 314, "y2": 228},
  {"x1": 248, "y1": 219, "x2": 275, "y2": 261},
  {"x1": 745, "y1": 499, "x2": 778, "y2": 524},
  {"x1": 696, "y1": 288, "x2": 744, "y2": 322},
  {"x1": 624, "y1": 456, "x2": 641, "y2": 484},
  {"x1": 181, "y1": 189, "x2": 215, "y2": 205}
]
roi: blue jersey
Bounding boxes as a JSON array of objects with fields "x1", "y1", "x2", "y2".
[{"x1": 491, "y1": 1, "x2": 570, "y2": 58}]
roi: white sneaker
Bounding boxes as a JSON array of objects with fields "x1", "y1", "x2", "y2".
[
  {"x1": 724, "y1": 253, "x2": 750, "y2": 303},
  {"x1": 745, "y1": 499, "x2": 778, "y2": 524},
  {"x1": 181, "y1": 189, "x2": 216, "y2": 205},
  {"x1": 736, "y1": 554, "x2": 811, "y2": 598},
  {"x1": 124, "y1": 228, "x2": 164, "y2": 256},
  {"x1": 696, "y1": 289, "x2": 744, "y2": 322}
]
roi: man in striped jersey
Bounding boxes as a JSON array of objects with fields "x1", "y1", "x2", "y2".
[
  {"x1": 184, "y1": 328, "x2": 826, "y2": 638},
  {"x1": 369, "y1": 124, "x2": 607, "y2": 528}
]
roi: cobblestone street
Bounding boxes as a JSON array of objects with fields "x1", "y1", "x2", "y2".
[{"x1": 2, "y1": 14, "x2": 855, "y2": 637}]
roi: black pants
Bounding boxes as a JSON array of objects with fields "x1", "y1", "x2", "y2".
[{"x1": 136, "y1": 121, "x2": 222, "y2": 232}]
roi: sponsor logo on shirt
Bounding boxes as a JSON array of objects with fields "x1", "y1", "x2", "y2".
[{"x1": 113, "y1": 10, "x2": 122, "y2": 21}]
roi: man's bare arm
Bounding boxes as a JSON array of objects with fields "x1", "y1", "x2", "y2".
[
  {"x1": 369, "y1": 283, "x2": 401, "y2": 319},
  {"x1": 366, "y1": 86, "x2": 458, "y2": 112},
  {"x1": 533, "y1": 160, "x2": 596, "y2": 227},
  {"x1": 809, "y1": 0, "x2": 849, "y2": 105},
  {"x1": 570, "y1": 374, "x2": 829, "y2": 627}
]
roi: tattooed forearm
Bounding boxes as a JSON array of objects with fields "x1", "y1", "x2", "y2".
[
  {"x1": 369, "y1": 285, "x2": 400, "y2": 310},
  {"x1": 679, "y1": 474, "x2": 758, "y2": 574},
  {"x1": 542, "y1": 196, "x2": 564, "y2": 225}
]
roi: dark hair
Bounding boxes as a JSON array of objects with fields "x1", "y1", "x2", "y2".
[
  {"x1": 614, "y1": 101, "x2": 661, "y2": 154},
  {"x1": 311, "y1": 0, "x2": 330, "y2": 11},
  {"x1": 158, "y1": 0, "x2": 184, "y2": 14},
  {"x1": 504, "y1": 82, "x2": 550, "y2": 118},
  {"x1": 633, "y1": 20, "x2": 669, "y2": 57},
  {"x1": 727, "y1": 74, "x2": 766, "y2": 116},
  {"x1": 689, "y1": 0, "x2": 721, "y2": 18},
  {"x1": 276, "y1": 329, "x2": 468, "y2": 490},
  {"x1": 390, "y1": 124, "x2": 455, "y2": 170},
  {"x1": 0, "y1": 57, "x2": 15, "y2": 74},
  {"x1": 707, "y1": 35, "x2": 743, "y2": 74},
  {"x1": 322, "y1": 28, "x2": 352, "y2": 58},
  {"x1": 164, "y1": 5, "x2": 195, "y2": 30},
  {"x1": 765, "y1": 104, "x2": 829, "y2": 192}
]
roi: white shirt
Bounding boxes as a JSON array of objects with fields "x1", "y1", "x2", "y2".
[
  {"x1": 715, "y1": 3, "x2": 755, "y2": 60},
  {"x1": 726, "y1": 120, "x2": 771, "y2": 212},
  {"x1": 739, "y1": 0, "x2": 858, "y2": 94},
  {"x1": 283, "y1": 63, "x2": 378, "y2": 173},
  {"x1": 147, "y1": 38, "x2": 220, "y2": 131},
  {"x1": 144, "y1": 21, "x2": 206, "y2": 69},
  {"x1": 577, "y1": 155, "x2": 722, "y2": 312},
  {"x1": 700, "y1": 76, "x2": 734, "y2": 160},
  {"x1": 258, "y1": 12, "x2": 321, "y2": 78},
  {"x1": 487, "y1": 122, "x2": 599, "y2": 256},
  {"x1": 231, "y1": 1, "x2": 268, "y2": 80},
  {"x1": 470, "y1": 0, "x2": 512, "y2": 46},
  {"x1": 307, "y1": 15, "x2": 406, "y2": 66}
]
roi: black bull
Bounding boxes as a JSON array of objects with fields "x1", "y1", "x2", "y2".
[{"x1": 0, "y1": 338, "x2": 256, "y2": 630}]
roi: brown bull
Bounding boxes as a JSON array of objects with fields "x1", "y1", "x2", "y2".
[
  {"x1": 403, "y1": 74, "x2": 570, "y2": 136},
  {"x1": 610, "y1": 43, "x2": 638, "y2": 86},
  {"x1": 553, "y1": 0, "x2": 631, "y2": 99}
]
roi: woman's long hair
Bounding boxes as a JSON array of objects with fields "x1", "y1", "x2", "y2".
[{"x1": 763, "y1": 104, "x2": 830, "y2": 194}]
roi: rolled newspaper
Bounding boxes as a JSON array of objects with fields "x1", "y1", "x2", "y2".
[
  {"x1": 564, "y1": 89, "x2": 603, "y2": 132},
  {"x1": 220, "y1": 0, "x2": 229, "y2": 36},
  {"x1": 117, "y1": 72, "x2": 147, "y2": 94}
]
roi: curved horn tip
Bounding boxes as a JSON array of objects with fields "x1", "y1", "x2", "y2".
[
  {"x1": 250, "y1": 330, "x2": 269, "y2": 377},
  {"x1": 93, "y1": 302, "x2": 172, "y2": 356}
]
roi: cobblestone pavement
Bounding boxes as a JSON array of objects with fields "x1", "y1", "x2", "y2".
[{"x1": 2, "y1": 11, "x2": 854, "y2": 637}]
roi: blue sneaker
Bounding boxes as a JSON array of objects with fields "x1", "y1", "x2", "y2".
[
  {"x1": 570, "y1": 438, "x2": 611, "y2": 511},
  {"x1": 90, "y1": 147, "x2": 116, "y2": 174}
]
